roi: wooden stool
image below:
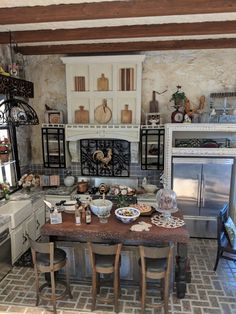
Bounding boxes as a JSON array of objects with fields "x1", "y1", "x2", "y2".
[
  {"x1": 29, "y1": 239, "x2": 72, "y2": 314},
  {"x1": 139, "y1": 243, "x2": 174, "y2": 314},
  {"x1": 87, "y1": 242, "x2": 122, "y2": 313}
]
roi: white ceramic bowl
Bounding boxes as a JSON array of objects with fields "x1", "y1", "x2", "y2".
[
  {"x1": 115, "y1": 207, "x2": 140, "y2": 224},
  {"x1": 143, "y1": 184, "x2": 158, "y2": 194},
  {"x1": 90, "y1": 199, "x2": 113, "y2": 217}
]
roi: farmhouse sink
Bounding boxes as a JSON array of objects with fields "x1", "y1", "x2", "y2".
[{"x1": 0, "y1": 200, "x2": 32, "y2": 229}]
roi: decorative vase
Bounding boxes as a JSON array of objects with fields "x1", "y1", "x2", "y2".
[
  {"x1": 64, "y1": 175, "x2": 75, "y2": 187},
  {"x1": 3, "y1": 190, "x2": 10, "y2": 200}
]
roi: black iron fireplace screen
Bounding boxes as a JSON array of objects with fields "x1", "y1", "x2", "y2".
[{"x1": 80, "y1": 139, "x2": 130, "y2": 177}]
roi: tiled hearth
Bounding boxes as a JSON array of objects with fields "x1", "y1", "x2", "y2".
[{"x1": 0, "y1": 238, "x2": 236, "y2": 314}]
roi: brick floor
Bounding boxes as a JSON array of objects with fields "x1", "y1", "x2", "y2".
[{"x1": 0, "y1": 238, "x2": 236, "y2": 313}]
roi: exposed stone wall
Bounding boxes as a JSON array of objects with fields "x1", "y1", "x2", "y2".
[
  {"x1": 24, "y1": 55, "x2": 67, "y2": 165},
  {"x1": 142, "y1": 50, "x2": 236, "y2": 123},
  {"x1": 24, "y1": 49, "x2": 236, "y2": 165}
]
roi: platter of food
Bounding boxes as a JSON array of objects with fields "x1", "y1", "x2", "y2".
[{"x1": 129, "y1": 203, "x2": 154, "y2": 216}]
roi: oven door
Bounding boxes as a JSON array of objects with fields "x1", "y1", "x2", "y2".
[{"x1": 0, "y1": 228, "x2": 12, "y2": 281}]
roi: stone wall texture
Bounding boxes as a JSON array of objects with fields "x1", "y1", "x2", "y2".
[{"x1": 2, "y1": 48, "x2": 236, "y2": 173}]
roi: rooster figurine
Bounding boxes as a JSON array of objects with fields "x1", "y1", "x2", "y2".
[{"x1": 93, "y1": 148, "x2": 112, "y2": 168}]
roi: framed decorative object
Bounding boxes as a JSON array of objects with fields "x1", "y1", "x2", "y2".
[
  {"x1": 145, "y1": 112, "x2": 160, "y2": 126},
  {"x1": 45, "y1": 110, "x2": 63, "y2": 124}
]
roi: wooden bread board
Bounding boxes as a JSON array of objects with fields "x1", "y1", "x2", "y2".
[{"x1": 94, "y1": 104, "x2": 112, "y2": 124}]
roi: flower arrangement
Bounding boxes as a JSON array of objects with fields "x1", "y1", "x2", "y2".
[
  {"x1": 0, "y1": 182, "x2": 10, "y2": 199},
  {"x1": 0, "y1": 137, "x2": 10, "y2": 154},
  {"x1": 18, "y1": 173, "x2": 40, "y2": 190},
  {"x1": 0, "y1": 137, "x2": 11, "y2": 162},
  {"x1": 0, "y1": 182, "x2": 10, "y2": 192}
]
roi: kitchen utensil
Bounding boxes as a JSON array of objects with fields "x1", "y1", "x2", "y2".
[
  {"x1": 121, "y1": 104, "x2": 132, "y2": 124},
  {"x1": 149, "y1": 90, "x2": 159, "y2": 113},
  {"x1": 74, "y1": 106, "x2": 89, "y2": 124},
  {"x1": 94, "y1": 99, "x2": 112, "y2": 124},
  {"x1": 77, "y1": 180, "x2": 89, "y2": 193}
]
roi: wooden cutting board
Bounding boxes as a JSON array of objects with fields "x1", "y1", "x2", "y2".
[
  {"x1": 94, "y1": 99, "x2": 112, "y2": 124},
  {"x1": 149, "y1": 91, "x2": 159, "y2": 113},
  {"x1": 74, "y1": 106, "x2": 89, "y2": 124},
  {"x1": 121, "y1": 104, "x2": 132, "y2": 124}
]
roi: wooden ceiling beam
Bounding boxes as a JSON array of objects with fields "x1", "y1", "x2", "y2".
[
  {"x1": 0, "y1": 0, "x2": 236, "y2": 25},
  {"x1": 1, "y1": 21, "x2": 236, "y2": 44},
  {"x1": 17, "y1": 38, "x2": 236, "y2": 55}
]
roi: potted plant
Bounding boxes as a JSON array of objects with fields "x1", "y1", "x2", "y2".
[
  {"x1": 170, "y1": 85, "x2": 187, "y2": 123},
  {"x1": 170, "y1": 85, "x2": 187, "y2": 109}
]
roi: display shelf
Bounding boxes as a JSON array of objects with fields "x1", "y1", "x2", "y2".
[
  {"x1": 140, "y1": 126, "x2": 164, "y2": 170},
  {"x1": 61, "y1": 55, "x2": 145, "y2": 125},
  {"x1": 42, "y1": 126, "x2": 68, "y2": 168}
]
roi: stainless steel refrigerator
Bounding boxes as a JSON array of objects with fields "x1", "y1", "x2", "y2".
[{"x1": 172, "y1": 157, "x2": 234, "y2": 238}]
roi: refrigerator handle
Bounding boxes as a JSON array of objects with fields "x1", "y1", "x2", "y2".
[
  {"x1": 201, "y1": 174, "x2": 205, "y2": 207},
  {"x1": 197, "y1": 174, "x2": 201, "y2": 208}
]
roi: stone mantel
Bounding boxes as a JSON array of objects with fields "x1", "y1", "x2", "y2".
[
  {"x1": 65, "y1": 124, "x2": 140, "y2": 163},
  {"x1": 65, "y1": 124, "x2": 140, "y2": 142}
]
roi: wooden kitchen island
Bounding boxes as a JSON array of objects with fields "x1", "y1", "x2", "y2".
[{"x1": 41, "y1": 209, "x2": 190, "y2": 298}]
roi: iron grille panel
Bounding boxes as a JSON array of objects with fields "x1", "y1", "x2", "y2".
[{"x1": 80, "y1": 139, "x2": 130, "y2": 177}]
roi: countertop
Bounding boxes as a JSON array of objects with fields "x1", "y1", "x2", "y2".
[{"x1": 41, "y1": 210, "x2": 190, "y2": 245}]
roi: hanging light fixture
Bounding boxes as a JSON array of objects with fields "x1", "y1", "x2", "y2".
[
  {"x1": 0, "y1": 98, "x2": 39, "y2": 126},
  {"x1": 0, "y1": 32, "x2": 39, "y2": 127}
]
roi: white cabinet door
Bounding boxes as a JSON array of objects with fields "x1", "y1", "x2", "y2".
[
  {"x1": 11, "y1": 224, "x2": 25, "y2": 264},
  {"x1": 24, "y1": 214, "x2": 36, "y2": 251},
  {"x1": 35, "y1": 205, "x2": 46, "y2": 239}
]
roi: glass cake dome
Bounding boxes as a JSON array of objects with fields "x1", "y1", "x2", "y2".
[{"x1": 155, "y1": 188, "x2": 178, "y2": 213}]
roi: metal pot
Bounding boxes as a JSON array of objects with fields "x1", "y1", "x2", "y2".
[{"x1": 77, "y1": 180, "x2": 89, "y2": 193}]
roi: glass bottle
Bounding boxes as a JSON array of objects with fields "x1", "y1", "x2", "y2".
[
  {"x1": 85, "y1": 206, "x2": 92, "y2": 224},
  {"x1": 75, "y1": 198, "x2": 82, "y2": 225}
]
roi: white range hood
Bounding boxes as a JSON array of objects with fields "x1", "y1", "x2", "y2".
[{"x1": 65, "y1": 124, "x2": 140, "y2": 163}]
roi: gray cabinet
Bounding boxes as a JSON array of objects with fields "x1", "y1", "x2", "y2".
[{"x1": 56, "y1": 241, "x2": 140, "y2": 283}]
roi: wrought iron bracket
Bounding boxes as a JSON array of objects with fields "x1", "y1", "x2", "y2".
[{"x1": 0, "y1": 74, "x2": 34, "y2": 98}]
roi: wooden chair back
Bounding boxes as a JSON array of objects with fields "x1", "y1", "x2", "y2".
[
  {"x1": 139, "y1": 243, "x2": 174, "y2": 280},
  {"x1": 29, "y1": 238, "x2": 60, "y2": 273},
  {"x1": 88, "y1": 242, "x2": 122, "y2": 274},
  {"x1": 217, "y1": 204, "x2": 229, "y2": 246}
]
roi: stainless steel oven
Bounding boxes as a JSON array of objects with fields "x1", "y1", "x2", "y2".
[{"x1": 0, "y1": 227, "x2": 12, "y2": 281}]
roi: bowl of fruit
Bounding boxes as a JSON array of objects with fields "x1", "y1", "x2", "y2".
[{"x1": 115, "y1": 207, "x2": 140, "y2": 224}]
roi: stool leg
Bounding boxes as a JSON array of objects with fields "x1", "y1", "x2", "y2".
[
  {"x1": 114, "y1": 270, "x2": 119, "y2": 313},
  {"x1": 163, "y1": 278, "x2": 169, "y2": 314},
  {"x1": 91, "y1": 271, "x2": 97, "y2": 311},
  {"x1": 50, "y1": 271, "x2": 57, "y2": 314},
  {"x1": 141, "y1": 274, "x2": 146, "y2": 314},
  {"x1": 65, "y1": 259, "x2": 73, "y2": 299},
  {"x1": 96, "y1": 273, "x2": 100, "y2": 294},
  {"x1": 34, "y1": 267, "x2": 40, "y2": 306},
  {"x1": 118, "y1": 269, "x2": 121, "y2": 297}
]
